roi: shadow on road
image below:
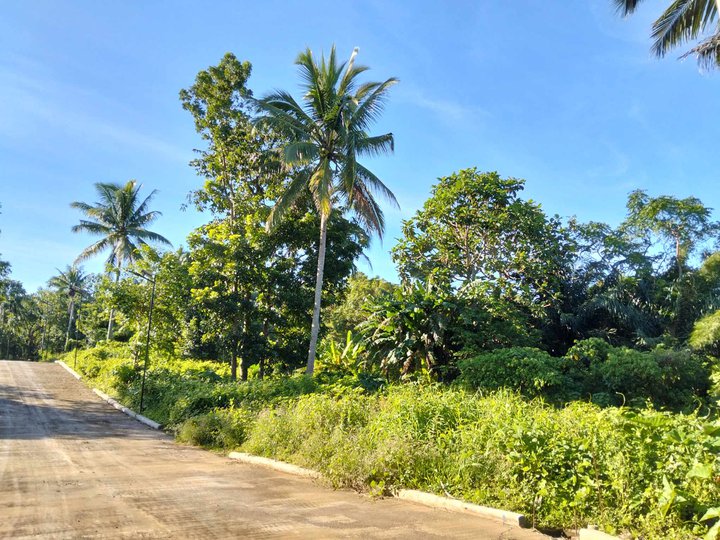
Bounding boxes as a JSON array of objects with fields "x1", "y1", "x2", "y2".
[{"x1": 0, "y1": 384, "x2": 160, "y2": 441}]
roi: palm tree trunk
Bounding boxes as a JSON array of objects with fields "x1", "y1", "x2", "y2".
[
  {"x1": 307, "y1": 212, "x2": 328, "y2": 375},
  {"x1": 107, "y1": 264, "x2": 121, "y2": 340},
  {"x1": 64, "y1": 299, "x2": 75, "y2": 352}
]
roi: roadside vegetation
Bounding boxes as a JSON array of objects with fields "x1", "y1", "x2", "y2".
[
  {"x1": 61, "y1": 342, "x2": 719, "y2": 539},
  {"x1": 2, "y1": 42, "x2": 720, "y2": 539}
]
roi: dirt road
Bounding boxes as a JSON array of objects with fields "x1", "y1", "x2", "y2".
[{"x1": 0, "y1": 360, "x2": 548, "y2": 539}]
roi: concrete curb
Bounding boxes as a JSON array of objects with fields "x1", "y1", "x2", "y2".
[
  {"x1": 55, "y1": 360, "x2": 81, "y2": 380},
  {"x1": 396, "y1": 489, "x2": 530, "y2": 528},
  {"x1": 92, "y1": 388, "x2": 162, "y2": 430},
  {"x1": 578, "y1": 528, "x2": 621, "y2": 540},
  {"x1": 228, "y1": 452, "x2": 321, "y2": 479},
  {"x1": 226, "y1": 452, "x2": 531, "y2": 530}
]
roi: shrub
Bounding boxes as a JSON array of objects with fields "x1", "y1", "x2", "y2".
[
  {"x1": 592, "y1": 346, "x2": 710, "y2": 410},
  {"x1": 457, "y1": 347, "x2": 568, "y2": 399},
  {"x1": 651, "y1": 348, "x2": 710, "y2": 409},
  {"x1": 176, "y1": 408, "x2": 254, "y2": 448}
]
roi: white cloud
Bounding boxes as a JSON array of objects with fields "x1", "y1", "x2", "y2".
[
  {"x1": 395, "y1": 85, "x2": 490, "y2": 123},
  {"x1": 0, "y1": 64, "x2": 189, "y2": 164}
]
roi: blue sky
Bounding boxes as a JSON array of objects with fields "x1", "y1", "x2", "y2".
[{"x1": 1, "y1": 1, "x2": 719, "y2": 292}]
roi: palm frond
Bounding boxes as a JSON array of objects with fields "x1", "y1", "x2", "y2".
[
  {"x1": 71, "y1": 180, "x2": 168, "y2": 268},
  {"x1": 354, "y1": 133, "x2": 395, "y2": 158},
  {"x1": 679, "y1": 30, "x2": 720, "y2": 67},
  {"x1": 127, "y1": 228, "x2": 172, "y2": 246},
  {"x1": 75, "y1": 238, "x2": 111, "y2": 264},
  {"x1": 71, "y1": 221, "x2": 112, "y2": 235},
  {"x1": 266, "y1": 170, "x2": 310, "y2": 231},
  {"x1": 309, "y1": 160, "x2": 333, "y2": 218},
  {"x1": 614, "y1": 0, "x2": 646, "y2": 15},
  {"x1": 132, "y1": 187, "x2": 159, "y2": 219},
  {"x1": 651, "y1": 0, "x2": 717, "y2": 57},
  {"x1": 349, "y1": 77, "x2": 399, "y2": 132},
  {"x1": 355, "y1": 163, "x2": 400, "y2": 210},
  {"x1": 350, "y1": 181, "x2": 385, "y2": 237},
  {"x1": 283, "y1": 141, "x2": 319, "y2": 166},
  {"x1": 130, "y1": 209, "x2": 163, "y2": 228}
]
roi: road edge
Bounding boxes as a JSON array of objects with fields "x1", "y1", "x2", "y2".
[
  {"x1": 227, "y1": 451, "x2": 532, "y2": 530},
  {"x1": 228, "y1": 452, "x2": 321, "y2": 479},
  {"x1": 55, "y1": 359, "x2": 540, "y2": 532},
  {"x1": 55, "y1": 360, "x2": 81, "y2": 380},
  {"x1": 396, "y1": 489, "x2": 530, "y2": 528},
  {"x1": 92, "y1": 388, "x2": 163, "y2": 430},
  {"x1": 54, "y1": 360, "x2": 162, "y2": 430}
]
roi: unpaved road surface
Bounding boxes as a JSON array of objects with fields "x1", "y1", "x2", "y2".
[{"x1": 0, "y1": 360, "x2": 548, "y2": 539}]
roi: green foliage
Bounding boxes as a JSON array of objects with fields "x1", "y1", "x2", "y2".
[
  {"x1": 64, "y1": 343, "x2": 719, "y2": 538},
  {"x1": 690, "y1": 309, "x2": 720, "y2": 354},
  {"x1": 392, "y1": 168, "x2": 571, "y2": 316},
  {"x1": 457, "y1": 348, "x2": 567, "y2": 399},
  {"x1": 180, "y1": 52, "x2": 371, "y2": 380},
  {"x1": 0, "y1": 279, "x2": 43, "y2": 359},
  {"x1": 360, "y1": 283, "x2": 539, "y2": 380},
  {"x1": 623, "y1": 189, "x2": 719, "y2": 275},
  {"x1": 457, "y1": 341, "x2": 710, "y2": 410},
  {"x1": 71, "y1": 180, "x2": 171, "y2": 267},
  {"x1": 316, "y1": 331, "x2": 367, "y2": 376},
  {"x1": 323, "y1": 272, "x2": 396, "y2": 343},
  {"x1": 257, "y1": 45, "x2": 398, "y2": 375},
  {"x1": 176, "y1": 408, "x2": 254, "y2": 449}
]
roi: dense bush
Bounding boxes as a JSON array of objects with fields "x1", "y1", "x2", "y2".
[
  {"x1": 457, "y1": 347, "x2": 567, "y2": 399},
  {"x1": 457, "y1": 341, "x2": 711, "y2": 411}
]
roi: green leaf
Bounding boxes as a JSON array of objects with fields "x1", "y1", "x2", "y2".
[
  {"x1": 704, "y1": 519, "x2": 720, "y2": 540},
  {"x1": 687, "y1": 462, "x2": 714, "y2": 480}
]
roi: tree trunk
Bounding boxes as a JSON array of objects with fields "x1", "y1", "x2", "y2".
[
  {"x1": 675, "y1": 234, "x2": 683, "y2": 280},
  {"x1": 239, "y1": 314, "x2": 250, "y2": 381},
  {"x1": 107, "y1": 263, "x2": 121, "y2": 340},
  {"x1": 230, "y1": 349, "x2": 237, "y2": 381},
  {"x1": 64, "y1": 298, "x2": 75, "y2": 352},
  {"x1": 307, "y1": 212, "x2": 328, "y2": 376},
  {"x1": 260, "y1": 318, "x2": 269, "y2": 380},
  {"x1": 240, "y1": 358, "x2": 249, "y2": 381}
]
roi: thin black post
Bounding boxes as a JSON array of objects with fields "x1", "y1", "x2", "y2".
[
  {"x1": 74, "y1": 344, "x2": 79, "y2": 369},
  {"x1": 139, "y1": 276, "x2": 156, "y2": 413}
]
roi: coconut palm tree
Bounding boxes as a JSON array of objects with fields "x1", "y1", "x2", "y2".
[
  {"x1": 614, "y1": 0, "x2": 720, "y2": 69},
  {"x1": 48, "y1": 265, "x2": 89, "y2": 351},
  {"x1": 256, "y1": 46, "x2": 399, "y2": 375},
  {"x1": 71, "y1": 181, "x2": 171, "y2": 339}
]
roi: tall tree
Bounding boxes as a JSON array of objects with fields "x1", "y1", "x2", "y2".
[
  {"x1": 256, "y1": 46, "x2": 399, "y2": 375},
  {"x1": 614, "y1": 0, "x2": 720, "y2": 69},
  {"x1": 48, "y1": 265, "x2": 89, "y2": 351},
  {"x1": 179, "y1": 53, "x2": 281, "y2": 223},
  {"x1": 180, "y1": 53, "x2": 285, "y2": 380},
  {"x1": 622, "y1": 189, "x2": 719, "y2": 279},
  {"x1": 71, "y1": 181, "x2": 171, "y2": 339},
  {"x1": 392, "y1": 169, "x2": 571, "y2": 314}
]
